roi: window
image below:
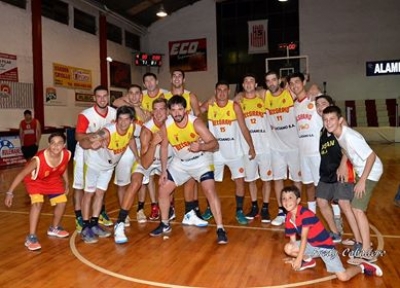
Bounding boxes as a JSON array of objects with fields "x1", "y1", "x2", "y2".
[
  {"x1": 42, "y1": 0, "x2": 69, "y2": 25},
  {"x1": 74, "y1": 8, "x2": 96, "y2": 35},
  {"x1": 107, "y1": 22, "x2": 122, "y2": 44},
  {"x1": 217, "y1": 0, "x2": 299, "y2": 85},
  {"x1": 125, "y1": 31, "x2": 140, "y2": 50},
  {"x1": 0, "y1": 0, "x2": 26, "y2": 9}
]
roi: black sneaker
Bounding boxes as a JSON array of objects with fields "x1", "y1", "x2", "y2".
[
  {"x1": 245, "y1": 205, "x2": 259, "y2": 220},
  {"x1": 149, "y1": 222, "x2": 171, "y2": 237},
  {"x1": 260, "y1": 207, "x2": 271, "y2": 223},
  {"x1": 194, "y1": 208, "x2": 204, "y2": 220},
  {"x1": 217, "y1": 228, "x2": 228, "y2": 245},
  {"x1": 168, "y1": 207, "x2": 176, "y2": 221}
]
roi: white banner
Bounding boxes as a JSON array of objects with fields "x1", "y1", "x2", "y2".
[{"x1": 248, "y1": 20, "x2": 269, "y2": 54}]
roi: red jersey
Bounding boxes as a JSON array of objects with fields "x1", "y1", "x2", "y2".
[
  {"x1": 24, "y1": 148, "x2": 71, "y2": 195},
  {"x1": 20, "y1": 119, "x2": 38, "y2": 146}
]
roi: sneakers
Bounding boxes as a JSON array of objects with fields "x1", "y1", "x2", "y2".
[
  {"x1": 149, "y1": 222, "x2": 172, "y2": 237},
  {"x1": 360, "y1": 261, "x2": 383, "y2": 276},
  {"x1": 182, "y1": 210, "x2": 208, "y2": 227},
  {"x1": 137, "y1": 209, "x2": 147, "y2": 224},
  {"x1": 298, "y1": 258, "x2": 317, "y2": 271},
  {"x1": 168, "y1": 206, "x2": 176, "y2": 221},
  {"x1": 334, "y1": 216, "x2": 344, "y2": 234},
  {"x1": 350, "y1": 242, "x2": 363, "y2": 258},
  {"x1": 99, "y1": 211, "x2": 113, "y2": 227},
  {"x1": 271, "y1": 212, "x2": 286, "y2": 226},
  {"x1": 194, "y1": 208, "x2": 204, "y2": 220},
  {"x1": 245, "y1": 205, "x2": 259, "y2": 220},
  {"x1": 217, "y1": 228, "x2": 228, "y2": 244},
  {"x1": 114, "y1": 222, "x2": 128, "y2": 244},
  {"x1": 25, "y1": 234, "x2": 41, "y2": 251},
  {"x1": 235, "y1": 210, "x2": 248, "y2": 225},
  {"x1": 81, "y1": 227, "x2": 98, "y2": 244},
  {"x1": 75, "y1": 216, "x2": 83, "y2": 233},
  {"x1": 124, "y1": 215, "x2": 131, "y2": 227},
  {"x1": 202, "y1": 207, "x2": 213, "y2": 220},
  {"x1": 47, "y1": 226, "x2": 69, "y2": 238},
  {"x1": 261, "y1": 207, "x2": 271, "y2": 223},
  {"x1": 330, "y1": 232, "x2": 342, "y2": 244},
  {"x1": 342, "y1": 238, "x2": 356, "y2": 246},
  {"x1": 149, "y1": 204, "x2": 160, "y2": 220},
  {"x1": 91, "y1": 224, "x2": 111, "y2": 238}
]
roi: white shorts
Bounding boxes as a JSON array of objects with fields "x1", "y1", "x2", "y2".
[
  {"x1": 168, "y1": 153, "x2": 214, "y2": 186},
  {"x1": 84, "y1": 165, "x2": 114, "y2": 193},
  {"x1": 300, "y1": 154, "x2": 321, "y2": 185},
  {"x1": 271, "y1": 149, "x2": 301, "y2": 182},
  {"x1": 114, "y1": 148, "x2": 136, "y2": 186},
  {"x1": 244, "y1": 152, "x2": 273, "y2": 182},
  {"x1": 214, "y1": 155, "x2": 245, "y2": 182},
  {"x1": 72, "y1": 145, "x2": 84, "y2": 190}
]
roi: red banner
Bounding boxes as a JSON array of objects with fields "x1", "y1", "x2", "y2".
[
  {"x1": 0, "y1": 52, "x2": 18, "y2": 82},
  {"x1": 0, "y1": 135, "x2": 25, "y2": 167},
  {"x1": 169, "y1": 38, "x2": 207, "y2": 72}
]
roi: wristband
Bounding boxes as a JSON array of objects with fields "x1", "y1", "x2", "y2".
[{"x1": 6, "y1": 192, "x2": 14, "y2": 198}]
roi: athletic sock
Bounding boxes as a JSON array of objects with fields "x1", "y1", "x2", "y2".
[
  {"x1": 236, "y1": 195, "x2": 244, "y2": 211},
  {"x1": 138, "y1": 201, "x2": 145, "y2": 211},
  {"x1": 117, "y1": 209, "x2": 129, "y2": 224}
]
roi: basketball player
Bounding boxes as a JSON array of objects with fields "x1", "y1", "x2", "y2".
[
  {"x1": 164, "y1": 69, "x2": 205, "y2": 225},
  {"x1": 288, "y1": 72, "x2": 321, "y2": 214},
  {"x1": 235, "y1": 73, "x2": 273, "y2": 222},
  {"x1": 73, "y1": 86, "x2": 116, "y2": 233},
  {"x1": 114, "y1": 98, "x2": 173, "y2": 244},
  {"x1": 79, "y1": 106, "x2": 136, "y2": 244},
  {"x1": 263, "y1": 71, "x2": 302, "y2": 226},
  {"x1": 150, "y1": 96, "x2": 228, "y2": 244},
  {"x1": 201, "y1": 80, "x2": 256, "y2": 225}
]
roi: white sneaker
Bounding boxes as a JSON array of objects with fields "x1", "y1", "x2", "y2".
[
  {"x1": 114, "y1": 222, "x2": 128, "y2": 244},
  {"x1": 271, "y1": 214, "x2": 286, "y2": 226},
  {"x1": 124, "y1": 215, "x2": 131, "y2": 227},
  {"x1": 182, "y1": 210, "x2": 208, "y2": 227},
  {"x1": 137, "y1": 209, "x2": 147, "y2": 224}
]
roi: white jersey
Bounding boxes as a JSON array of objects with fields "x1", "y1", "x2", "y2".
[
  {"x1": 337, "y1": 126, "x2": 383, "y2": 181},
  {"x1": 264, "y1": 90, "x2": 298, "y2": 151},
  {"x1": 74, "y1": 106, "x2": 117, "y2": 159},
  {"x1": 239, "y1": 96, "x2": 270, "y2": 154},
  {"x1": 85, "y1": 122, "x2": 134, "y2": 171},
  {"x1": 208, "y1": 100, "x2": 244, "y2": 160},
  {"x1": 294, "y1": 97, "x2": 322, "y2": 156}
]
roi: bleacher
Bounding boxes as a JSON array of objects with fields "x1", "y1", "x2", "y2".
[{"x1": 335, "y1": 98, "x2": 399, "y2": 142}]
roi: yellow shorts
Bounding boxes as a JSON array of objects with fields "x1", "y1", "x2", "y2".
[{"x1": 30, "y1": 194, "x2": 67, "y2": 206}]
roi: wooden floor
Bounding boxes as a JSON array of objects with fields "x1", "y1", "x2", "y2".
[{"x1": 1, "y1": 143, "x2": 399, "y2": 288}]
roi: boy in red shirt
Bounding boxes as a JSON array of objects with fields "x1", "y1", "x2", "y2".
[
  {"x1": 4, "y1": 132, "x2": 71, "y2": 251},
  {"x1": 282, "y1": 185, "x2": 382, "y2": 281}
]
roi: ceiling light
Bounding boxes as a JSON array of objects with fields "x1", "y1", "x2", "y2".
[
  {"x1": 278, "y1": 0, "x2": 288, "y2": 2},
  {"x1": 156, "y1": 5, "x2": 167, "y2": 17},
  {"x1": 106, "y1": 56, "x2": 113, "y2": 62}
]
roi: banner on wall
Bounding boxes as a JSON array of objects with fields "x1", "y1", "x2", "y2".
[
  {"x1": 75, "y1": 91, "x2": 94, "y2": 107},
  {"x1": 0, "y1": 136, "x2": 25, "y2": 167},
  {"x1": 0, "y1": 52, "x2": 18, "y2": 82},
  {"x1": 44, "y1": 87, "x2": 68, "y2": 106},
  {"x1": 0, "y1": 81, "x2": 33, "y2": 109},
  {"x1": 248, "y1": 20, "x2": 269, "y2": 54},
  {"x1": 53, "y1": 63, "x2": 92, "y2": 90},
  {"x1": 110, "y1": 61, "x2": 131, "y2": 89},
  {"x1": 169, "y1": 38, "x2": 207, "y2": 72}
]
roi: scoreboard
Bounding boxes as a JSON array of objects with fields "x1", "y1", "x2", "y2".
[{"x1": 135, "y1": 53, "x2": 162, "y2": 67}]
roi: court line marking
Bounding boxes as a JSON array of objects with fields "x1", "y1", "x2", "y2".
[{"x1": 0, "y1": 207, "x2": 389, "y2": 287}]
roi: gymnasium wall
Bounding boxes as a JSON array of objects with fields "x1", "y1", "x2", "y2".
[{"x1": 0, "y1": 0, "x2": 142, "y2": 129}]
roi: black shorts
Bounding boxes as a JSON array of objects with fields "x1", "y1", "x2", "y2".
[{"x1": 21, "y1": 144, "x2": 38, "y2": 160}]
